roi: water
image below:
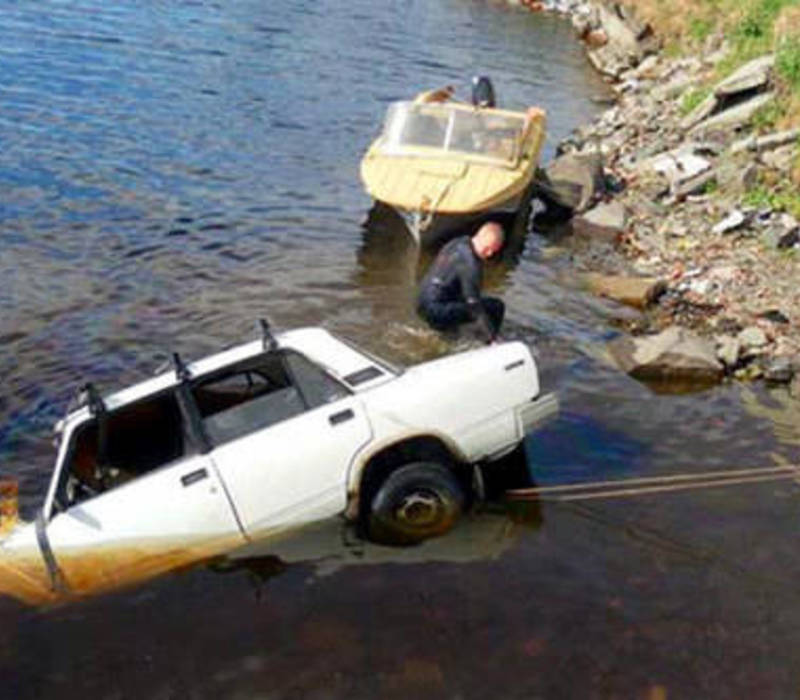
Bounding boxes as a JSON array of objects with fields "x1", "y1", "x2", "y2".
[{"x1": 2, "y1": 1, "x2": 800, "y2": 697}]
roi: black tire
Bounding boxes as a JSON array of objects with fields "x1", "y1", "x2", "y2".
[{"x1": 367, "y1": 462, "x2": 465, "y2": 546}]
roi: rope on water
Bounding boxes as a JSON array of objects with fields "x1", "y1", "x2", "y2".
[{"x1": 506, "y1": 464, "x2": 800, "y2": 502}]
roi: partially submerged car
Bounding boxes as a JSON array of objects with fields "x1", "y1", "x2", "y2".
[{"x1": 0, "y1": 323, "x2": 557, "y2": 605}]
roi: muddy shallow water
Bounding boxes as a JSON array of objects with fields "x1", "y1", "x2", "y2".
[{"x1": 2, "y1": 0, "x2": 800, "y2": 697}]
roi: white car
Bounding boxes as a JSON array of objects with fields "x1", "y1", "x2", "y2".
[{"x1": 0, "y1": 324, "x2": 557, "y2": 604}]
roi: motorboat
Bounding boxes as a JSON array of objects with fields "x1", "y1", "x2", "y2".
[{"x1": 360, "y1": 77, "x2": 547, "y2": 247}]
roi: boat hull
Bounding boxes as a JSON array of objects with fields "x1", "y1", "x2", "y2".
[
  {"x1": 359, "y1": 95, "x2": 546, "y2": 249},
  {"x1": 366, "y1": 181, "x2": 535, "y2": 249}
]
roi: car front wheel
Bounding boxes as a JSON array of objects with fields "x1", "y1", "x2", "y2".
[{"x1": 367, "y1": 462, "x2": 465, "y2": 546}]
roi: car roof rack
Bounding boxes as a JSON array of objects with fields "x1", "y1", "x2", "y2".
[
  {"x1": 172, "y1": 352, "x2": 191, "y2": 382},
  {"x1": 77, "y1": 382, "x2": 111, "y2": 480},
  {"x1": 78, "y1": 382, "x2": 107, "y2": 417},
  {"x1": 259, "y1": 318, "x2": 278, "y2": 352}
]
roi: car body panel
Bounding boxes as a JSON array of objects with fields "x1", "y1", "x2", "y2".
[
  {"x1": 356, "y1": 341, "x2": 537, "y2": 458},
  {"x1": 211, "y1": 395, "x2": 372, "y2": 539}
]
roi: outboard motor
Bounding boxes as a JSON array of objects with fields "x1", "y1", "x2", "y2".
[{"x1": 471, "y1": 75, "x2": 496, "y2": 108}]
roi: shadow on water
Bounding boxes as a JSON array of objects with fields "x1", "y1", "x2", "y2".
[{"x1": 212, "y1": 448, "x2": 543, "y2": 593}]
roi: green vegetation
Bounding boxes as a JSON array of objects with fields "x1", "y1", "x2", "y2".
[
  {"x1": 743, "y1": 182, "x2": 800, "y2": 217},
  {"x1": 736, "y1": 0, "x2": 787, "y2": 41},
  {"x1": 776, "y1": 36, "x2": 800, "y2": 88},
  {"x1": 751, "y1": 100, "x2": 787, "y2": 130},
  {"x1": 689, "y1": 17, "x2": 714, "y2": 43},
  {"x1": 680, "y1": 87, "x2": 711, "y2": 116},
  {"x1": 629, "y1": 0, "x2": 800, "y2": 183},
  {"x1": 633, "y1": 1, "x2": 800, "y2": 102}
]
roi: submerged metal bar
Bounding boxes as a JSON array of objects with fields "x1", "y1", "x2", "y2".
[{"x1": 35, "y1": 510, "x2": 69, "y2": 594}]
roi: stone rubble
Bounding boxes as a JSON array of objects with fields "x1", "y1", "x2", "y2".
[
  {"x1": 608, "y1": 325, "x2": 724, "y2": 382},
  {"x1": 520, "y1": 0, "x2": 800, "y2": 392}
]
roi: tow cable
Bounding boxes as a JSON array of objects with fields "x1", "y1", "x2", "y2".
[{"x1": 506, "y1": 463, "x2": 800, "y2": 503}]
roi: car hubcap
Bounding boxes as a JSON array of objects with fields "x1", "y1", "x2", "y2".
[{"x1": 395, "y1": 491, "x2": 441, "y2": 527}]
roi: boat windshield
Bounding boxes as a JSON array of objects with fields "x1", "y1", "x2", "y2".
[{"x1": 377, "y1": 101, "x2": 526, "y2": 164}]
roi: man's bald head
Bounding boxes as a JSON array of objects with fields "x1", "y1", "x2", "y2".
[{"x1": 471, "y1": 221, "x2": 505, "y2": 260}]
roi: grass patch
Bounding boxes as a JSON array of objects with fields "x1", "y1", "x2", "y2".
[
  {"x1": 751, "y1": 100, "x2": 788, "y2": 130},
  {"x1": 680, "y1": 87, "x2": 712, "y2": 115},
  {"x1": 689, "y1": 17, "x2": 714, "y2": 42},
  {"x1": 777, "y1": 36, "x2": 800, "y2": 88},
  {"x1": 743, "y1": 185, "x2": 775, "y2": 209},
  {"x1": 743, "y1": 183, "x2": 800, "y2": 217},
  {"x1": 621, "y1": 0, "x2": 800, "y2": 127},
  {"x1": 735, "y1": 0, "x2": 788, "y2": 41}
]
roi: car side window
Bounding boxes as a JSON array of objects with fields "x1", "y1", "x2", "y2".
[
  {"x1": 193, "y1": 353, "x2": 305, "y2": 446},
  {"x1": 60, "y1": 390, "x2": 187, "y2": 506},
  {"x1": 284, "y1": 352, "x2": 350, "y2": 408}
]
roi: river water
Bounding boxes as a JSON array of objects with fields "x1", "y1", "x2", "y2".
[{"x1": 2, "y1": 1, "x2": 800, "y2": 697}]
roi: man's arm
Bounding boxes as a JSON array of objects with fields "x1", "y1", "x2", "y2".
[{"x1": 455, "y1": 248, "x2": 496, "y2": 342}]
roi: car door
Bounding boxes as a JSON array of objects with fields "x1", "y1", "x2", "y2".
[
  {"x1": 195, "y1": 350, "x2": 373, "y2": 538},
  {"x1": 42, "y1": 388, "x2": 246, "y2": 594}
]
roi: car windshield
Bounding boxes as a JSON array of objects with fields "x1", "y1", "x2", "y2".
[
  {"x1": 330, "y1": 333, "x2": 403, "y2": 377},
  {"x1": 377, "y1": 100, "x2": 525, "y2": 164}
]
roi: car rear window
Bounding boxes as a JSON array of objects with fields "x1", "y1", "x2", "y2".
[{"x1": 192, "y1": 350, "x2": 350, "y2": 446}]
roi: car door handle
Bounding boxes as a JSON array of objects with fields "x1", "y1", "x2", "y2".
[
  {"x1": 181, "y1": 468, "x2": 208, "y2": 487},
  {"x1": 329, "y1": 409, "x2": 354, "y2": 426}
]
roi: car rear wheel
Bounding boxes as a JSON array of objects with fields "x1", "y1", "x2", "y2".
[{"x1": 367, "y1": 462, "x2": 465, "y2": 546}]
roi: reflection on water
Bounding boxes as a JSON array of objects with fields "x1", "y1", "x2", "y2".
[
  {"x1": 739, "y1": 385, "x2": 800, "y2": 448},
  {"x1": 2, "y1": 0, "x2": 800, "y2": 696},
  {"x1": 220, "y1": 503, "x2": 542, "y2": 586}
]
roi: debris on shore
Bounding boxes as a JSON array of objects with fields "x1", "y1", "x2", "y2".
[{"x1": 522, "y1": 0, "x2": 800, "y2": 394}]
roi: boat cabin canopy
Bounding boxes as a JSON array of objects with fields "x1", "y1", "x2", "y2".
[{"x1": 376, "y1": 100, "x2": 529, "y2": 166}]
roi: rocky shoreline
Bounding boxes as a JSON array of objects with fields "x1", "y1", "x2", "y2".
[{"x1": 516, "y1": 0, "x2": 800, "y2": 397}]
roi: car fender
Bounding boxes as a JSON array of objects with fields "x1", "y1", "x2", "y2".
[{"x1": 343, "y1": 429, "x2": 468, "y2": 520}]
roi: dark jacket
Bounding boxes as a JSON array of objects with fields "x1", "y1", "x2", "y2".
[{"x1": 417, "y1": 236, "x2": 496, "y2": 339}]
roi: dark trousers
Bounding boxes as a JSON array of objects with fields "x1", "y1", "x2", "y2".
[{"x1": 418, "y1": 296, "x2": 505, "y2": 336}]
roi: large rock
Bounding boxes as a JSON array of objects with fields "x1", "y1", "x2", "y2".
[
  {"x1": 716, "y1": 54, "x2": 775, "y2": 97},
  {"x1": 651, "y1": 150, "x2": 712, "y2": 184},
  {"x1": 682, "y1": 55, "x2": 776, "y2": 133},
  {"x1": 672, "y1": 169, "x2": 718, "y2": 199},
  {"x1": 690, "y1": 92, "x2": 775, "y2": 135},
  {"x1": 572, "y1": 200, "x2": 628, "y2": 242},
  {"x1": 586, "y1": 3, "x2": 657, "y2": 78},
  {"x1": 730, "y1": 127, "x2": 800, "y2": 154},
  {"x1": 536, "y1": 151, "x2": 606, "y2": 214},
  {"x1": 711, "y1": 209, "x2": 748, "y2": 235},
  {"x1": 763, "y1": 356, "x2": 795, "y2": 384},
  {"x1": 581, "y1": 273, "x2": 666, "y2": 308},
  {"x1": 761, "y1": 143, "x2": 797, "y2": 173},
  {"x1": 647, "y1": 147, "x2": 717, "y2": 197},
  {"x1": 608, "y1": 326, "x2": 724, "y2": 381},
  {"x1": 716, "y1": 334, "x2": 741, "y2": 369},
  {"x1": 738, "y1": 326, "x2": 769, "y2": 355},
  {"x1": 681, "y1": 94, "x2": 718, "y2": 131}
]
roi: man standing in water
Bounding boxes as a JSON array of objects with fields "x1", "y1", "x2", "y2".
[{"x1": 416, "y1": 221, "x2": 505, "y2": 343}]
